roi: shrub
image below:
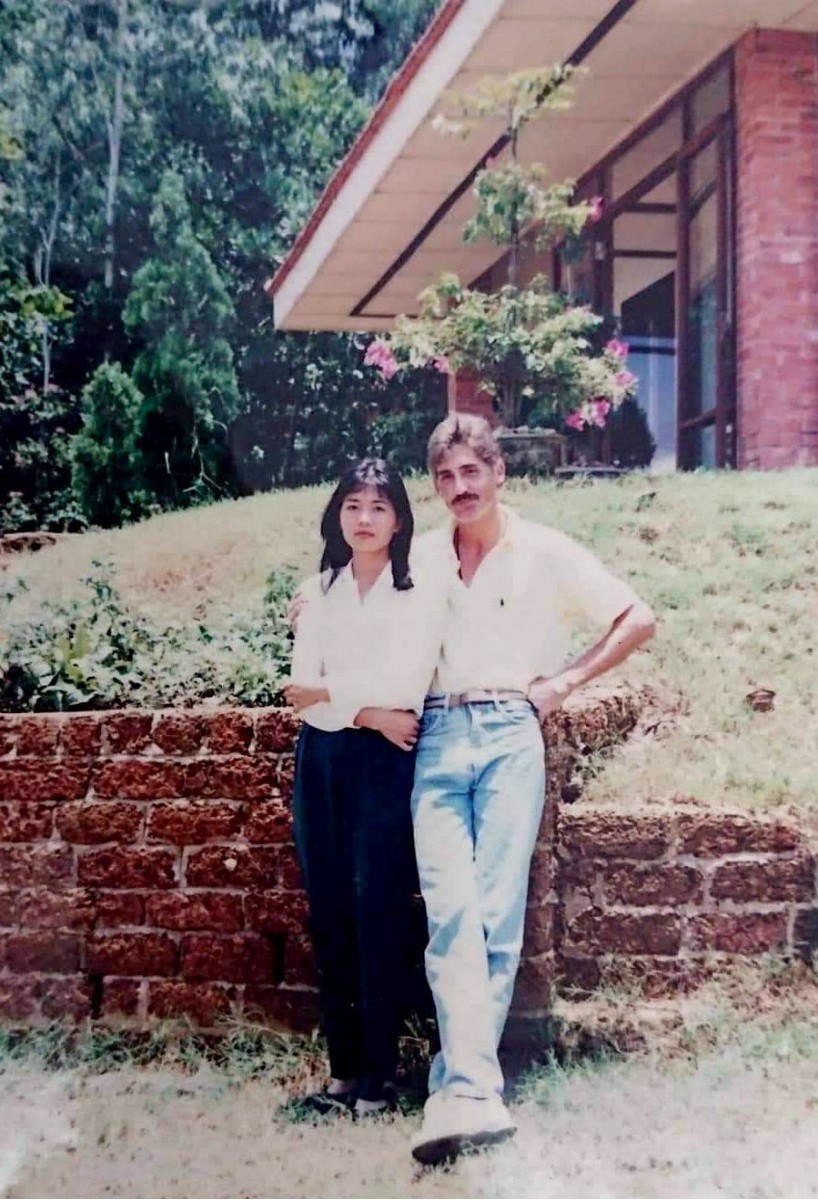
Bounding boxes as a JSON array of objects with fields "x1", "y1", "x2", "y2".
[
  {"x1": 0, "y1": 562, "x2": 296, "y2": 712},
  {"x1": 609, "y1": 397, "x2": 656, "y2": 469},
  {"x1": 71, "y1": 363, "x2": 151, "y2": 527}
]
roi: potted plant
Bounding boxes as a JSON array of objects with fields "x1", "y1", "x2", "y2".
[{"x1": 361, "y1": 66, "x2": 638, "y2": 472}]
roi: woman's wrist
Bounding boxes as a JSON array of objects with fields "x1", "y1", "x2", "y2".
[{"x1": 353, "y1": 707, "x2": 379, "y2": 730}]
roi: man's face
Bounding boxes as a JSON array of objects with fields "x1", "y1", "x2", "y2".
[{"x1": 432, "y1": 444, "x2": 505, "y2": 525}]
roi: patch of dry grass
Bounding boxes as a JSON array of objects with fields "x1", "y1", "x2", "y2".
[
  {"x1": 3, "y1": 989, "x2": 818, "y2": 1199},
  {"x1": 5, "y1": 468, "x2": 817, "y2": 814}
]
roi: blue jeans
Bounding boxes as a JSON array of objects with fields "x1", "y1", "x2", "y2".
[{"x1": 410, "y1": 699, "x2": 546, "y2": 1100}]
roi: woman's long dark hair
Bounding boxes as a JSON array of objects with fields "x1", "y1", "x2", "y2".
[{"x1": 319, "y1": 459, "x2": 414, "y2": 592}]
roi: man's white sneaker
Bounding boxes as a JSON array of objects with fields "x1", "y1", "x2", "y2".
[{"x1": 410, "y1": 1092, "x2": 516, "y2": 1165}]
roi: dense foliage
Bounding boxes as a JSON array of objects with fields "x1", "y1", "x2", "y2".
[
  {"x1": 0, "y1": 561, "x2": 297, "y2": 711},
  {"x1": 0, "y1": 0, "x2": 442, "y2": 531}
]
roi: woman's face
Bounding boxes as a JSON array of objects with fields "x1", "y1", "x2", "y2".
[{"x1": 339, "y1": 485, "x2": 399, "y2": 556}]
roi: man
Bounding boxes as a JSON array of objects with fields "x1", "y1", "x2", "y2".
[{"x1": 408, "y1": 413, "x2": 655, "y2": 1165}]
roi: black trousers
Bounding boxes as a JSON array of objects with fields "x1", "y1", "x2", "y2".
[{"x1": 293, "y1": 724, "x2": 417, "y2": 1101}]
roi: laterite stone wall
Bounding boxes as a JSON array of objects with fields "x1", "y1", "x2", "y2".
[
  {"x1": 0, "y1": 709, "x2": 314, "y2": 1030},
  {"x1": 557, "y1": 807, "x2": 817, "y2": 995},
  {"x1": 1, "y1": 697, "x2": 814, "y2": 1031}
]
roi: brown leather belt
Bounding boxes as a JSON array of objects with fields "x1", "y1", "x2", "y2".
[{"x1": 424, "y1": 689, "x2": 528, "y2": 710}]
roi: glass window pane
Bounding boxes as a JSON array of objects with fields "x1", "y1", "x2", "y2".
[
  {"x1": 689, "y1": 138, "x2": 718, "y2": 206},
  {"x1": 689, "y1": 422, "x2": 717, "y2": 468},
  {"x1": 614, "y1": 210, "x2": 676, "y2": 252},
  {"x1": 615, "y1": 205, "x2": 677, "y2": 472},
  {"x1": 612, "y1": 109, "x2": 683, "y2": 200},
  {"x1": 691, "y1": 65, "x2": 731, "y2": 133},
  {"x1": 559, "y1": 239, "x2": 595, "y2": 305},
  {"x1": 686, "y1": 188, "x2": 718, "y2": 419}
]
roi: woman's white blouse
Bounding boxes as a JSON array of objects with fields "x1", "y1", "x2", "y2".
[{"x1": 289, "y1": 561, "x2": 446, "y2": 732}]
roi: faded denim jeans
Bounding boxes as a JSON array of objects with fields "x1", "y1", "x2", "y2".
[{"x1": 410, "y1": 698, "x2": 546, "y2": 1100}]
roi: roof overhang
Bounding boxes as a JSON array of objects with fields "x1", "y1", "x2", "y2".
[{"x1": 268, "y1": 0, "x2": 818, "y2": 332}]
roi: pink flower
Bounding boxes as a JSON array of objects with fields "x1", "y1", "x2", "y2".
[
  {"x1": 432, "y1": 356, "x2": 450, "y2": 374},
  {"x1": 363, "y1": 339, "x2": 399, "y2": 381},
  {"x1": 615, "y1": 369, "x2": 638, "y2": 390},
  {"x1": 566, "y1": 410, "x2": 585, "y2": 431},
  {"x1": 588, "y1": 196, "x2": 604, "y2": 223},
  {"x1": 605, "y1": 338, "x2": 629, "y2": 360},
  {"x1": 590, "y1": 399, "x2": 611, "y2": 428}
]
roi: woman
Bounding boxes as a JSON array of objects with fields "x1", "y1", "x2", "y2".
[{"x1": 284, "y1": 458, "x2": 443, "y2": 1118}]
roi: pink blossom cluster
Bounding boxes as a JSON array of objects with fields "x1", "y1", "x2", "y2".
[
  {"x1": 588, "y1": 196, "x2": 604, "y2": 223},
  {"x1": 363, "y1": 339, "x2": 399, "y2": 380},
  {"x1": 615, "y1": 369, "x2": 638, "y2": 390},
  {"x1": 605, "y1": 337, "x2": 629, "y2": 359},
  {"x1": 566, "y1": 398, "x2": 611, "y2": 431}
]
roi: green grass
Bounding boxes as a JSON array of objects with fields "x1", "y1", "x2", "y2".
[
  {"x1": 0, "y1": 1020, "x2": 326, "y2": 1086},
  {"x1": 6, "y1": 467, "x2": 818, "y2": 815}
]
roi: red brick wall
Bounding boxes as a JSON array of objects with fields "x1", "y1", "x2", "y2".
[
  {"x1": 558, "y1": 807, "x2": 817, "y2": 994},
  {"x1": 447, "y1": 371, "x2": 497, "y2": 425},
  {"x1": 734, "y1": 28, "x2": 818, "y2": 468},
  {"x1": 0, "y1": 709, "x2": 318, "y2": 1030},
  {"x1": 1, "y1": 704, "x2": 814, "y2": 1031}
]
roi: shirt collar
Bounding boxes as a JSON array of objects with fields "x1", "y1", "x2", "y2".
[
  {"x1": 445, "y1": 503, "x2": 518, "y2": 563},
  {"x1": 337, "y1": 560, "x2": 394, "y2": 598}
]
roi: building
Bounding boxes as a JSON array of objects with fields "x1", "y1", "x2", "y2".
[{"x1": 267, "y1": 0, "x2": 818, "y2": 471}]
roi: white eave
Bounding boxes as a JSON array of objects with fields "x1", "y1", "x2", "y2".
[{"x1": 269, "y1": 0, "x2": 818, "y2": 332}]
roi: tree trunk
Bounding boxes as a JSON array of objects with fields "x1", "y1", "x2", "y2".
[
  {"x1": 36, "y1": 148, "x2": 62, "y2": 392},
  {"x1": 104, "y1": 0, "x2": 127, "y2": 292}
]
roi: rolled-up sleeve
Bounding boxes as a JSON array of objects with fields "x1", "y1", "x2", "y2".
[{"x1": 552, "y1": 533, "x2": 642, "y2": 628}]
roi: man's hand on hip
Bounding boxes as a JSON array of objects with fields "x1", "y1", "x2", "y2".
[{"x1": 528, "y1": 672, "x2": 577, "y2": 721}]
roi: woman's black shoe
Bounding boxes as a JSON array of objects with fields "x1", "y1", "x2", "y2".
[{"x1": 282, "y1": 1088, "x2": 356, "y2": 1121}]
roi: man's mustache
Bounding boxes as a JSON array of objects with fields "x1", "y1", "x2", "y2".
[{"x1": 453, "y1": 493, "x2": 479, "y2": 504}]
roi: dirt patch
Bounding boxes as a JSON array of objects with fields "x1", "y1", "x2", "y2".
[{"x1": 4, "y1": 977, "x2": 818, "y2": 1200}]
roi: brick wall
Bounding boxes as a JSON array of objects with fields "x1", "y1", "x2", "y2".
[
  {"x1": 0, "y1": 709, "x2": 317, "y2": 1030},
  {"x1": 447, "y1": 371, "x2": 497, "y2": 425},
  {"x1": 1, "y1": 699, "x2": 814, "y2": 1032},
  {"x1": 734, "y1": 28, "x2": 818, "y2": 469},
  {"x1": 557, "y1": 806, "x2": 817, "y2": 995}
]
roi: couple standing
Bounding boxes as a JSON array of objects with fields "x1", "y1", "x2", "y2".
[{"x1": 284, "y1": 413, "x2": 655, "y2": 1165}]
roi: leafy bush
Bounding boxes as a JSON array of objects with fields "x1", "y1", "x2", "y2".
[
  {"x1": 71, "y1": 363, "x2": 152, "y2": 528},
  {"x1": 123, "y1": 171, "x2": 241, "y2": 512},
  {"x1": 0, "y1": 562, "x2": 296, "y2": 712},
  {"x1": 609, "y1": 397, "x2": 656, "y2": 469}
]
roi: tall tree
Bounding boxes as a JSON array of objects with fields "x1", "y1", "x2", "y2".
[{"x1": 123, "y1": 170, "x2": 241, "y2": 507}]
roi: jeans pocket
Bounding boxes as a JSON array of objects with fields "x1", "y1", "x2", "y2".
[
  {"x1": 501, "y1": 700, "x2": 538, "y2": 724},
  {"x1": 420, "y1": 709, "x2": 448, "y2": 737}
]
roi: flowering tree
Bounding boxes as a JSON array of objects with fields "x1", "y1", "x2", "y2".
[{"x1": 362, "y1": 67, "x2": 637, "y2": 433}]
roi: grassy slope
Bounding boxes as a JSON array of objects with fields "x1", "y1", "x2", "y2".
[{"x1": 7, "y1": 468, "x2": 818, "y2": 816}]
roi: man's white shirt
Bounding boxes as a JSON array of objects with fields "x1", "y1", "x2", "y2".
[
  {"x1": 290, "y1": 506, "x2": 641, "y2": 730},
  {"x1": 415, "y1": 506, "x2": 641, "y2": 695}
]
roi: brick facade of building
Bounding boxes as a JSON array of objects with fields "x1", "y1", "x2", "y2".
[{"x1": 735, "y1": 29, "x2": 818, "y2": 469}]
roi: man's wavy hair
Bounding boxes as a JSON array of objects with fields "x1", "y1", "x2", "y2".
[
  {"x1": 426, "y1": 413, "x2": 501, "y2": 474},
  {"x1": 319, "y1": 458, "x2": 414, "y2": 592}
]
